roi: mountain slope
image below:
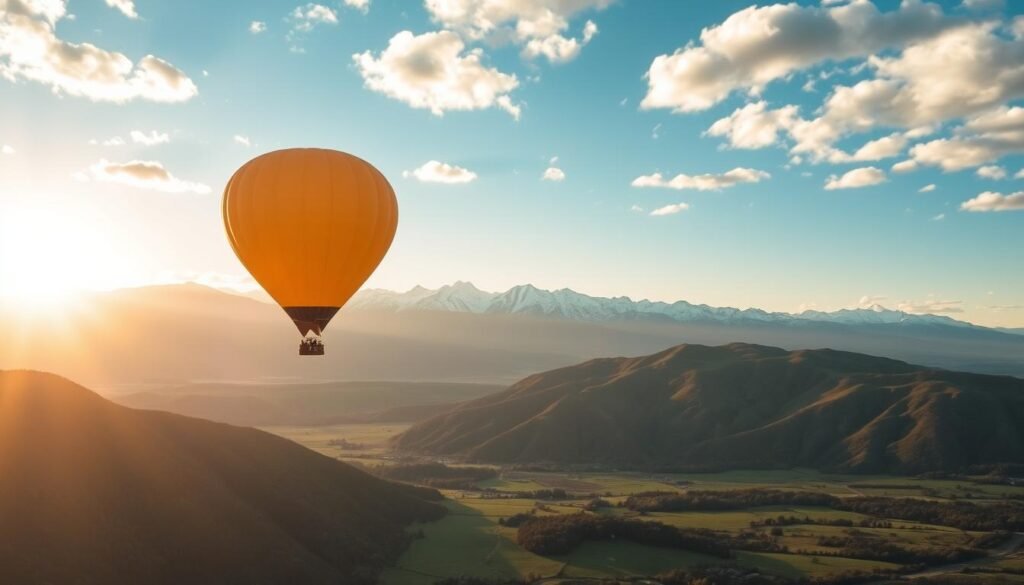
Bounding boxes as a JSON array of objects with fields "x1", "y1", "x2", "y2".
[
  {"x1": 0, "y1": 370, "x2": 444, "y2": 585},
  {"x1": 394, "y1": 343, "x2": 1024, "y2": 474}
]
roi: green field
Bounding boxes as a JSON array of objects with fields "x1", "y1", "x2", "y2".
[{"x1": 267, "y1": 426, "x2": 1024, "y2": 585}]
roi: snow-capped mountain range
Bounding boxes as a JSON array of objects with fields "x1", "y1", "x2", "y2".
[{"x1": 349, "y1": 282, "x2": 978, "y2": 330}]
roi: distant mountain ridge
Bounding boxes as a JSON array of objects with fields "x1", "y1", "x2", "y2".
[
  {"x1": 394, "y1": 343, "x2": 1024, "y2": 474},
  {"x1": 350, "y1": 282, "x2": 977, "y2": 330},
  {"x1": 4, "y1": 283, "x2": 1023, "y2": 387}
]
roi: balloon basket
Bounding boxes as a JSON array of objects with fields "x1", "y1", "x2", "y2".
[{"x1": 299, "y1": 341, "x2": 325, "y2": 356}]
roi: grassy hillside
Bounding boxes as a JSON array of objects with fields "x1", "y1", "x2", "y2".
[
  {"x1": 395, "y1": 343, "x2": 1024, "y2": 474},
  {"x1": 0, "y1": 370, "x2": 444, "y2": 585}
]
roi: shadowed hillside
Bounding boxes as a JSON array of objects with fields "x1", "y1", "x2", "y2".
[
  {"x1": 0, "y1": 370, "x2": 444, "y2": 585},
  {"x1": 394, "y1": 343, "x2": 1024, "y2": 474}
]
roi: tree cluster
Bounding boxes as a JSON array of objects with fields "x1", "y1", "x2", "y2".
[{"x1": 515, "y1": 513, "x2": 732, "y2": 558}]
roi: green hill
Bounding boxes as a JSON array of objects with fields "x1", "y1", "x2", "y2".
[
  {"x1": 394, "y1": 343, "x2": 1024, "y2": 474},
  {"x1": 0, "y1": 370, "x2": 444, "y2": 585}
]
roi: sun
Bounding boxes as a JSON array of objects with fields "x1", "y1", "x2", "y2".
[{"x1": 0, "y1": 206, "x2": 117, "y2": 308}]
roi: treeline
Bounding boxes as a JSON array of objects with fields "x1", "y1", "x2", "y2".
[
  {"x1": 375, "y1": 463, "x2": 498, "y2": 489},
  {"x1": 751, "y1": 514, "x2": 891, "y2": 529},
  {"x1": 815, "y1": 534, "x2": 983, "y2": 565},
  {"x1": 836, "y1": 497, "x2": 1024, "y2": 531},
  {"x1": 515, "y1": 513, "x2": 732, "y2": 557},
  {"x1": 623, "y1": 489, "x2": 839, "y2": 512},
  {"x1": 623, "y1": 488, "x2": 1024, "y2": 532}
]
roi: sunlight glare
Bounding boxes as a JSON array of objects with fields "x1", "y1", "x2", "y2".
[{"x1": 0, "y1": 206, "x2": 117, "y2": 307}]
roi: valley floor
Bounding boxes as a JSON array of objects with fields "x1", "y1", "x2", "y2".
[{"x1": 267, "y1": 424, "x2": 1024, "y2": 585}]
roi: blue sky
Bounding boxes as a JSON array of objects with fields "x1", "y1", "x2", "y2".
[{"x1": 1, "y1": 0, "x2": 1023, "y2": 327}]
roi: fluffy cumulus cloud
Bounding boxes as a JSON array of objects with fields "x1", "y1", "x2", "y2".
[
  {"x1": 909, "y1": 107, "x2": 1024, "y2": 171},
  {"x1": 343, "y1": 0, "x2": 369, "y2": 13},
  {"x1": 354, "y1": 30, "x2": 520, "y2": 118},
  {"x1": 670, "y1": 2, "x2": 1024, "y2": 173},
  {"x1": 425, "y1": 0, "x2": 610, "y2": 63},
  {"x1": 649, "y1": 202, "x2": 689, "y2": 216},
  {"x1": 919, "y1": 183, "x2": 936, "y2": 193},
  {"x1": 233, "y1": 135, "x2": 251, "y2": 147},
  {"x1": 642, "y1": 0, "x2": 951, "y2": 113},
  {"x1": 632, "y1": 167, "x2": 769, "y2": 191},
  {"x1": 977, "y1": 165, "x2": 1007, "y2": 180},
  {"x1": 0, "y1": 0, "x2": 197, "y2": 103},
  {"x1": 706, "y1": 101, "x2": 799, "y2": 149},
  {"x1": 79, "y1": 159, "x2": 211, "y2": 194},
  {"x1": 249, "y1": 20, "x2": 266, "y2": 34},
  {"x1": 104, "y1": 0, "x2": 137, "y2": 19},
  {"x1": 960, "y1": 191, "x2": 1024, "y2": 212},
  {"x1": 824, "y1": 166, "x2": 886, "y2": 190},
  {"x1": 403, "y1": 160, "x2": 478, "y2": 184}
]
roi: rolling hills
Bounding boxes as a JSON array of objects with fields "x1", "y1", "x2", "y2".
[
  {"x1": 0, "y1": 370, "x2": 444, "y2": 585},
  {"x1": 394, "y1": 343, "x2": 1024, "y2": 474}
]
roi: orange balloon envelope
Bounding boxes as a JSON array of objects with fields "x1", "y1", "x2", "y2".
[{"x1": 223, "y1": 148, "x2": 398, "y2": 340}]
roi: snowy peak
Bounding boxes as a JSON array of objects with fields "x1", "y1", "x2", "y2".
[{"x1": 349, "y1": 282, "x2": 981, "y2": 330}]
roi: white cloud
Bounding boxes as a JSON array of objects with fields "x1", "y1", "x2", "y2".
[
  {"x1": 343, "y1": 0, "x2": 369, "y2": 13},
  {"x1": 290, "y1": 3, "x2": 337, "y2": 32},
  {"x1": 632, "y1": 167, "x2": 770, "y2": 191},
  {"x1": 919, "y1": 184, "x2": 936, "y2": 193},
  {"x1": 891, "y1": 160, "x2": 919, "y2": 173},
  {"x1": 824, "y1": 166, "x2": 886, "y2": 190},
  {"x1": 425, "y1": 0, "x2": 610, "y2": 63},
  {"x1": 80, "y1": 159, "x2": 211, "y2": 194},
  {"x1": 847, "y1": 133, "x2": 909, "y2": 162},
  {"x1": 233, "y1": 135, "x2": 251, "y2": 147},
  {"x1": 522, "y1": 19, "x2": 597, "y2": 64},
  {"x1": 630, "y1": 204, "x2": 644, "y2": 213},
  {"x1": 403, "y1": 160, "x2": 477, "y2": 184},
  {"x1": 682, "y1": 6, "x2": 1024, "y2": 170},
  {"x1": 1016, "y1": 169, "x2": 1024, "y2": 179},
  {"x1": 353, "y1": 30, "x2": 520, "y2": 118},
  {"x1": 977, "y1": 165, "x2": 1007, "y2": 180},
  {"x1": 1, "y1": 144, "x2": 13, "y2": 155},
  {"x1": 706, "y1": 101, "x2": 798, "y2": 149},
  {"x1": 542, "y1": 165, "x2": 565, "y2": 182},
  {"x1": 104, "y1": 0, "x2": 136, "y2": 19},
  {"x1": 650, "y1": 202, "x2": 689, "y2": 216},
  {"x1": 641, "y1": 1, "x2": 952, "y2": 113},
  {"x1": 249, "y1": 20, "x2": 266, "y2": 34},
  {"x1": 130, "y1": 130, "x2": 169, "y2": 146},
  {"x1": 960, "y1": 191, "x2": 1024, "y2": 212},
  {"x1": 931, "y1": 213, "x2": 945, "y2": 221},
  {"x1": 0, "y1": 0, "x2": 197, "y2": 103}
]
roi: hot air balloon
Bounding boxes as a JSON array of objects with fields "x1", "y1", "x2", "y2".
[{"x1": 223, "y1": 148, "x2": 398, "y2": 355}]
